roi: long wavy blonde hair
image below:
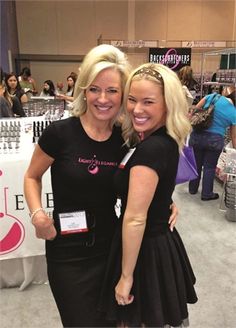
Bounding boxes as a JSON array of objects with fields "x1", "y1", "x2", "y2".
[
  {"x1": 71, "y1": 44, "x2": 131, "y2": 126},
  {"x1": 122, "y1": 63, "x2": 192, "y2": 150}
]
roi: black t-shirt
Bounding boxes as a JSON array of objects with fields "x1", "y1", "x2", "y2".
[
  {"x1": 12, "y1": 96, "x2": 26, "y2": 117},
  {"x1": 38, "y1": 117, "x2": 127, "y2": 260},
  {"x1": 115, "y1": 126, "x2": 179, "y2": 235},
  {"x1": 0, "y1": 97, "x2": 11, "y2": 117},
  {"x1": 13, "y1": 88, "x2": 26, "y2": 102}
]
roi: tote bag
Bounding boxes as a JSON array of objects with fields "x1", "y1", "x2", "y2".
[
  {"x1": 175, "y1": 138, "x2": 198, "y2": 185},
  {"x1": 190, "y1": 93, "x2": 220, "y2": 131}
]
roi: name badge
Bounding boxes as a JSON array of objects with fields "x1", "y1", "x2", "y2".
[
  {"x1": 59, "y1": 211, "x2": 88, "y2": 235},
  {"x1": 119, "y1": 148, "x2": 136, "y2": 169}
]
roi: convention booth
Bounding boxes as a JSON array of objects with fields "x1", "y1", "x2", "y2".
[{"x1": 0, "y1": 101, "x2": 64, "y2": 290}]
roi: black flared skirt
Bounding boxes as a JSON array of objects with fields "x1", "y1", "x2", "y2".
[{"x1": 98, "y1": 225, "x2": 198, "y2": 327}]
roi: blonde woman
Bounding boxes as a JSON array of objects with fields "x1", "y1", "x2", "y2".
[
  {"x1": 99, "y1": 63, "x2": 198, "y2": 327},
  {"x1": 24, "y1": 46, "x2": 178, "y2": 327}
]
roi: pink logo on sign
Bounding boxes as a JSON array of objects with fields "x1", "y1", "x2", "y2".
[
  {"x1": 160, "y1": 48, "x2": 181, "y2": 70},
  {"x1": 0, "y1": 171, "x2": 25, "y2": 255}
]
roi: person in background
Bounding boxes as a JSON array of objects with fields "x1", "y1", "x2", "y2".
[
  {"x1": 55, "y1": 81, "x2": 64, "y2": 95},
  {"x1": 0, "y1": 82, "x2": 26, "y2": 117},
  {"x1": 0, "y1": 89, "x2": 12, "y2": 118},
  {"x1": 99, "y1": 63, "x2": 197, "y2": 327},
  {"x1": 18, "y1": 67, "x2": 37, "y2": 96},
  {"x1": 177, "y1": 69, "x2": 194, "y2": 111},
  {"x1": 39, "y1": 79, "x2": 56, "y2": 97},
  {"x1": 189, "y1": 92, "x2": 236, "y2": 200},
  {"x1": 57, "y1": 74, "x2": 77, "y2": 104},
  {"x1": 178, "y1": 65, "x2": 200, "y2": 105},
  {"x1": 24, "y1": 45, "x2": 178, "y2": 328},
  {"x1": 183, "y1": 84, "x2": 194, "y2": 110},
  {"x1": 0, "y1": 97, "x2": 11, "y2": 117},
  {"x1": 222, "y1": 84, "x2": 235, "y2": 106},
  {"x1": 207, "y1": 70, "x2": 224, "y2": 95},
  {"x1": 0, "y1": 69, "x2": 9, "y2": 118},
  {"x1": 70, "y1": 71, "x2": 78, "y2": 82},
  {"x1": 0, "y1": 66, "x2": 6, "y2": 82},
  {"x1": 5, "y1": 73, "x2": 28, "y2": 104}
]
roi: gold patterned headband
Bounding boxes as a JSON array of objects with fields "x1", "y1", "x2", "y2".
[{"x1": 133, "y1": 67, "x2": 163, "y2": 83}]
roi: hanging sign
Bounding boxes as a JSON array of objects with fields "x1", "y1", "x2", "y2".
[
  {"x1": 110, "y1": 40, "x2": 158, "y2": 48},
  {"x1": 149, "y1": 48, "x2": 191, "y2": 71},
  {"x1": 182, "y1": 41, "x2": 226, "y2": 48}
]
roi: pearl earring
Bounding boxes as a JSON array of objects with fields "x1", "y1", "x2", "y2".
[{"x1": 83, "y1": 97, "x2": 86, "y2": 101}]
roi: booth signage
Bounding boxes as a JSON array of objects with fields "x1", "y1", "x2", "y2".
[
  {"x1": 110, "y1": 40, "x2": 158, "y2": 48},
  {"x1": 182, "y1": 41, "x2": 226, "y2": 48},
  {"x1": 149, "y1": 48, "x2": 191, "y2": 71},
  {"x1": 0, "y1": 162, "x2": 52, "y2": 260}
]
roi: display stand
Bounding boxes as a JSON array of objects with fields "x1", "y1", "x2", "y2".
[
  {"x1": 224, "y1": 175, "x2": 236, "y2": 222},
  {"x1": 0, "y1": 112, "x2": 69, "y2": 290},
  {"x1": 23, "y1": 97, "x2": 65, "y2": 119},
  {"x1": 219, "y1": 144, "x2": 236, "y2": 222},
  {"x1": 200, "y1": 48, "x2": 236, "y2": 97}
]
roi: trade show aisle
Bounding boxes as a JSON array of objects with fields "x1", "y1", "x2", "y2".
[{"x1": 0, "y1": 180, "x2": 235, "y2": 328}]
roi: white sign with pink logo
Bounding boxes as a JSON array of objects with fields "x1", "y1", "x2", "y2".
[{"x1": 0, "y1": 158, "x2": 52, "y2": 260}]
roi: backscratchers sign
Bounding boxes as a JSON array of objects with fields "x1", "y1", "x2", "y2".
[{"x1": 149, "y1": 48, "x2": 191, "y2": 71}]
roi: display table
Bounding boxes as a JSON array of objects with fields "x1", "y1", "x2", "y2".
[{"x1": 0, "y1": 117, "x2": 53, "y2": 290}]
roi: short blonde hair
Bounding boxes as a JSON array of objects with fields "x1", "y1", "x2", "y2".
[
  {"x1": 122, "y1": 63, "x2": 192, "y2": 150},
  {"x1": 71, "y1": 44, "x2": 131, "y2": 122}
]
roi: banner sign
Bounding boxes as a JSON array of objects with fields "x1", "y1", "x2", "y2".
[
  {"x1": 149, "y1": 48, "x2": 191, "y2": 71},
  {"x1": 110, "y1": 40, "x2": 158, "y2": 48},
  {"x1": 0, "y1": 159, "x2": 52, "y2": 260},
  {"x1": 182, "y1": 41, "x2": 226, "y2": 48}
]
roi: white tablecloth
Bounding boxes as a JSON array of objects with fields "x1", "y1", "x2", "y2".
[{"x1": 0, "y1": 255, "x2": 48, "y2": 290}]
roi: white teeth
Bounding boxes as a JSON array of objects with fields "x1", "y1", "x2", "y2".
[
  {"x1": 134, "y1": 116, "x2": 148, "y2": 123},
  {"x1": 96, "y1": 106, "x2": 110, "y2": 111}
]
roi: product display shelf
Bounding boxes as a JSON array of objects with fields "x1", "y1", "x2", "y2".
[
  {"x1": 218, "y1": 142, "x2": 236, "y2": 222},
  {"x1": 23, "y1": 97, "x2": 65, "y2": 119},
  {"x1": 0, "y1": 117, "x2": 45, "y2": 160},
  {"x1": 200, "y1": 48, "x2": 236, "y2": 97}
]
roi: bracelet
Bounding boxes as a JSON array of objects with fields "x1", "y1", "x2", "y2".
[{"x1": 30, "y1": 207, "x2": 45, "y2": 221}]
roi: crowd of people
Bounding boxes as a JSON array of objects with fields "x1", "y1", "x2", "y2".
[
  {"x1": 1, "y1": 45, "x2": 235, "y2": 327},
  {"x1": 0, "y1": 66, "x2": 78, "y2": 118}
]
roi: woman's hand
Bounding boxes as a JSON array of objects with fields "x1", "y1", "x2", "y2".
[
  {"x1": 115, "y1": 275, "x2": 134, "y2": 306},
  {"x1": 169, "y1": 202, "x2": 179, "y2": 231},
  {"x1": 32, "y1": 212, "x2": 57, "y2": 240},
  {"x1": 56, "y1": 94, "x2": 66, "y2": 100},
  {"x1": 56, "y1": 94, "x2": 74, "y2": 102}
]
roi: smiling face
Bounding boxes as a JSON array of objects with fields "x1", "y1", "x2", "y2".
[
  {"x1": 127, "y1": 79, "x2": 167, "y2": 138},
  {"x1": 85, "y1": 68, "x2": 122, "y2": 123}
]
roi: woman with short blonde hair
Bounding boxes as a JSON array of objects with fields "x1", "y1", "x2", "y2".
[{"x1": 72, "y1": 44, "x2": 131, "y2": 125}]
